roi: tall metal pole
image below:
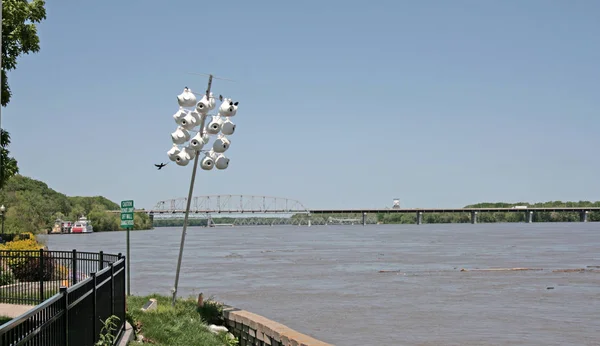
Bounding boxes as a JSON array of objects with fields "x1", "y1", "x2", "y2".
[
  {"x1": 126, "y1": 225, "x2": 130, "y2": 295},
  {"x1": 172, "y1": 74, "x2": 213, "y2": 306}
]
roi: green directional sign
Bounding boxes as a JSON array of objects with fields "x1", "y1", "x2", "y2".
[
  {"x1": 120, "y1": 213, "x2": 134, "y2": 221},
  {"x1": 120, "y1": 200, "x2": 134, "y2": 228},
  {"x1": 121, "y1": 200, "x2": 134, "y2": 209},
  {"x1": 121, "y1": 219, "x2": 134, "y2": 227},
  {"x1": 121, "y1": 200, "x2": 134, "y2": 297}
]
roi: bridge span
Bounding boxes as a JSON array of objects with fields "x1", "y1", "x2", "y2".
[{"x1": 108, "y1": 195, "x2": 600, "y2": 225}]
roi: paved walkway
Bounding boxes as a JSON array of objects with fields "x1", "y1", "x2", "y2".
[{"x1": 0, "y1": 303, "x2": 35, "y2": 318}]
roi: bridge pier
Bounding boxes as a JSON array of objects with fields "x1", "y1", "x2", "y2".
[
  {"x1": 527, "y1": 211, "x2": 533, "y2": 223},
  {"x1": 308, "y1": 214, "x2": 312, "y2": 227},
  {"x1": 362, "y1": 212, "x2": 367, "y2": 226},
  {"x1": 580, "y1": 210, "x2": 589, "y2": 222},
  {"x1": 207, "y1": 214, "x2": 213, "y2": 227},
  {"x1": 149, "y1": 213, "x2": 154, "y2": 226},
  {"x1": 416, "y1": 212, "x2": 423, "y2": 225},
  {"x1": 470, "y1": 211, "x2": 478, "y2": 224}
]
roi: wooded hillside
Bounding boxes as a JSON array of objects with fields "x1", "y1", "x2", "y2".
[{"x1": 0, "y1": 175, "x2": 152, "y2": 233}]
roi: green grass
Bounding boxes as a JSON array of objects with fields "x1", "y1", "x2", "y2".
[
  {"x1": 0, "y1": 315, "x2": 12, "y2": 325},
  {"x1": 126, "y1": 294, "x2": 237, "y2": 346}
]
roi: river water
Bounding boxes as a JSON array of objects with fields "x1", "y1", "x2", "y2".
[{"x1": 40, "y1": 223, "x2": 600, "y2": 346}]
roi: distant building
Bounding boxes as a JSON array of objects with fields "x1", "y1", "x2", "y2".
[
  {"x1": 51, "y1": 219, "x2": 73, "y2": 234},
  {"x1": 393, "y1": 198, "x2": 400, "y2": 209}
]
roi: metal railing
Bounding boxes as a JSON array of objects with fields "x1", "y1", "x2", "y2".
[
  {"x1": 0, "y1": 249, "x2": 120, "y2": 305},
  {"x1": 0, "y1": 251, "x2": 126, "y2": 346}
]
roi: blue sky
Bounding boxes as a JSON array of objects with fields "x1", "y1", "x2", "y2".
[{"x1": 3, "y1": 0, "x2": 600, "y2": 210}]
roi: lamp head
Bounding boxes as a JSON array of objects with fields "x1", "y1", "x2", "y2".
[{"x1": 0, "y1": 205, "x2": 5, "y2": 213}]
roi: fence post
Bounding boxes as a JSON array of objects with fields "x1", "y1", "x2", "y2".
[
  {"x1": 110, "y1": 263, "x2": 114, "y2": 317},
  {"x1": 99, "y1": 251, "x2": 104, "y2": 271},
  {"x1": 122, "y1": 259, "x2": 126, "y2": 320},
  {"x1": 71, "y1": 249, "x2": 78, "y2": 285},
  {"x1": 39, "y1": 249, "x2": 45, "y2": 304},
  {"x1": 60, "y1": 286, "x2": 69, "y2": 346},
  {"x1": 91, "y1": 272, "x2": 97, "y2": 345}
]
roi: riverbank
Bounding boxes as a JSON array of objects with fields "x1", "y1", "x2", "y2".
[
  {"x1": 127, "y1": 294, "x2": 333, "y2": 346},
  {"x1": 126, "y1": 294, "x2": 236, "y2": 346}
]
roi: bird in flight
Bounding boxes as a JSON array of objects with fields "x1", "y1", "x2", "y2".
[{"x1": 155, "y1": 163, "x2": 168, "y2": 170}]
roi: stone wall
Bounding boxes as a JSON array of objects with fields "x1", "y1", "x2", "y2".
[{"x1": 222, "y1": 305, "x2": 333, "y2": 346}]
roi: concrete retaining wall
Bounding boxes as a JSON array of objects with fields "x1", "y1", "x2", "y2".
[{"x1": 222, "y1": 305, "x2": 333, "y2": 346}]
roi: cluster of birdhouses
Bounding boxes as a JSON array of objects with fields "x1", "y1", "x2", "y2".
[{"x1": 167, "y1": 87, "x2": 239, "y2": 170}]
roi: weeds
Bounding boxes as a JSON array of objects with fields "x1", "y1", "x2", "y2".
[
  {"x1": 127, "y1": 294, "x2": 236, "y2": 346},
  {"x1": 95, "y1": 315, "x2": 120, "y2": 346}
]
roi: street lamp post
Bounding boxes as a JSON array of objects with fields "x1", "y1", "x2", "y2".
[
  {"x1": 0, "y1": 205, "x2": 5, "y2": 235},
  {"x1": 169, "y1": 74, "x2": 239, "y2": 306}
]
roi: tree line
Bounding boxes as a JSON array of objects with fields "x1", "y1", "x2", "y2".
[
  {"x1": 154, "y1": 201, "x2": 600, "y2": 226},
  {"x1": 0, "y1": 175, "x2": 152, "y2": 233},
  {"x1": 377, "y1": 201, "x2": 600, "y2": 224}
]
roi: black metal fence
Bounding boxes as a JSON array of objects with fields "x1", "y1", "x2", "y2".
[
  {"x1": 0, "y1": 251, "x2": 126, "y2": 346},
  {"x1": 0, "y1": 249, "x2": 120, "y2": 305}
]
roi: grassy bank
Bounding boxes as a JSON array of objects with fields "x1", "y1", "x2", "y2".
[{"x1": 126, "y1": 294, "x2": 237, "y2": 346}]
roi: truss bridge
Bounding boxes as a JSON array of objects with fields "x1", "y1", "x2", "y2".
[
  {"x1": 109, "y1": 195, "x2": 600, "y2": 226},
  {"x1": 151, "y1": 195, "x2": 310, "y2": 215}
]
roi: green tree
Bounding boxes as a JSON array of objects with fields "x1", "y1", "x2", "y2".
[
  {"x1": 1, "y1": 0, "x2": 47, "y2": 188},
  {"x1": 88, "y1": 206, "x2": 119, "y2": 232},
  {"x1": 0, "y1": 130, "x2": 18, "y2": 188},
  {"x1": 0, "y1": 175, "x2": 155, "y2": 233},
  {"x1": 2, "y1": 0, "x2": 47, "y2": 106},
  {"x1": 68, "y1": 205, "x2": 85, "y2": 221}
]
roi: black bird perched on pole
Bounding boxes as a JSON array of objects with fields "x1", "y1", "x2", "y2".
[{"x1": 155, "y1": 163, "x2": 167, "y2": 170}]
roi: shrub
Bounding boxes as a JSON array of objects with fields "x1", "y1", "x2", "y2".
[
  {"x1": 0, "y1": 238, "x2": 43, "y2": 251},
  {"x1": 53, "y1": 265, "x2": 69, "y2": 280},
  {"x1": 197, "y1": 298, "x2": 225, "y2": 325},
  {"x1": 0, "y1": 267, "x2": 14, "y2": 286},
  {"x1": 10, "y1": 251, "x2": 56, "y2": 282},
  {"x1": 17, "y1": 233, "x2": 35, "y2": 241},
  {"x1": 95, "y1": 315, "x2": 120, "y2": 346},
  {"x1": 0, "y1": 238, "x2": 47, "y2": 269}
]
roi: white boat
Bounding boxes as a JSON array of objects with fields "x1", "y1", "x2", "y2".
[{"x1": 71, "y1": 216, "x2": 94, "y2": 233}]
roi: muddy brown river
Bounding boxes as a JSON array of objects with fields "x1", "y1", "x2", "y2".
[{"x1": 41, "y1": 223, "x2": 600, "y2": 345}]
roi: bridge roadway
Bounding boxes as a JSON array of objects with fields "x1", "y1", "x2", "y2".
[
  {"x1": 117, "y1": 207, "x2": 600, "y2": 214},
  {"x1": 111, "y1": 207, "x2": 600, "y2": 225}
]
